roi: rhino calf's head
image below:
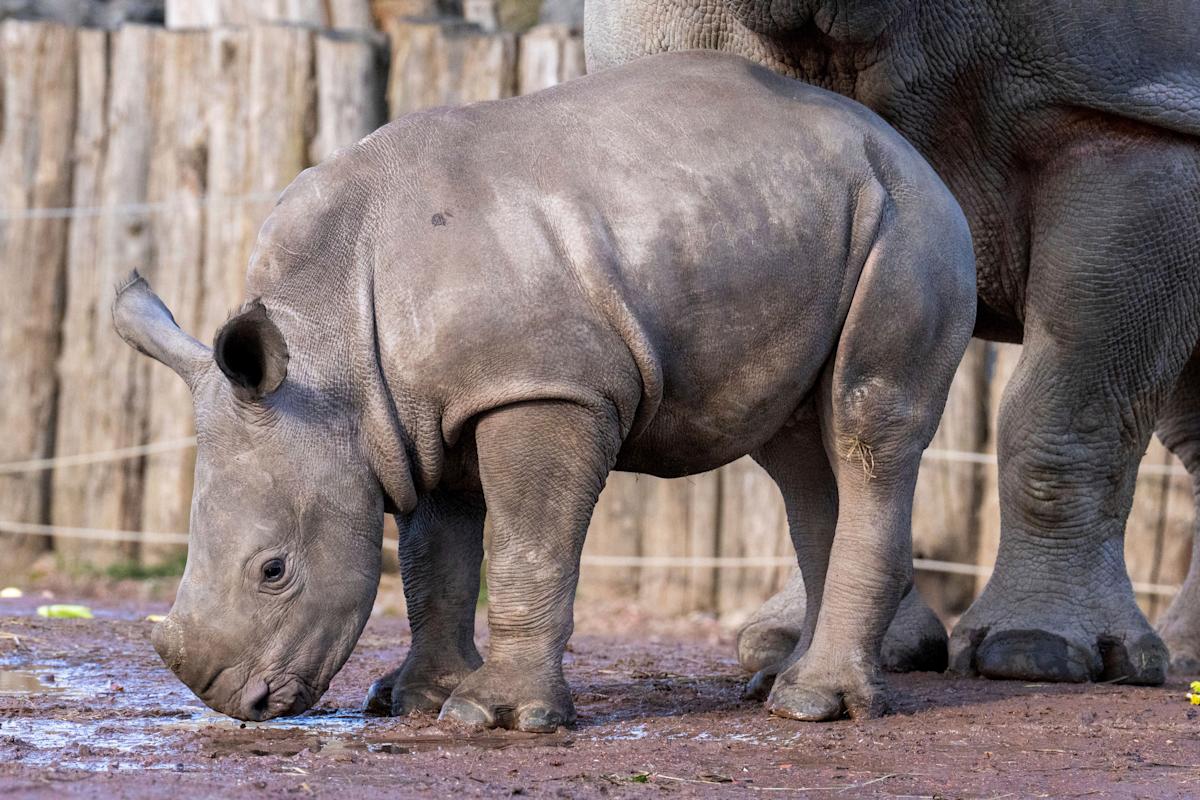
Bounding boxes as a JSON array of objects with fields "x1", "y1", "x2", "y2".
[{"x1": 113, "y1": 272, "x2": 385, "y2": 721}]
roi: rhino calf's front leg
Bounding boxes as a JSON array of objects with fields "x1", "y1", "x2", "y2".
[
  {"x1": 365, "y1": 489, "x2": 485, "y2": 715},
  {"x1": 438, "y1": 401, "x2": 620, "y2": 732}
]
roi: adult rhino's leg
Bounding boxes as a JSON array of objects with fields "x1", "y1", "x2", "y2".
[
  {"x1": 439, "y1": 401, "x2": 620, "y2": 732},
  {"x1": 364, "y1": 489, "x2": 485, "y2": 715},
  {"x1": 766, "y1": 193, "x2": 974, "y2": 720},
  {"x1": 1153, "y1": 343, "x2": 1200, "y2": 673},
  {"x1": 949, "y1": 139, "x2": 1200, "y2": 685}
]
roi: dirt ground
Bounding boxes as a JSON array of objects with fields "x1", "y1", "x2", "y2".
[{"x1": 1, "y1": 584, "x2": 1198, "y2": 799}]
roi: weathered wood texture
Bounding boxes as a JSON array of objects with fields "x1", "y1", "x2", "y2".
[
  {"x1": 166, "y1": 0, "x2": 373, "y2": 29},
  {"x1": 383, "y1": 17, "x2": 516, "y2": 117},
  {"x1": 33, "y1": 21, "x2": 375, "y2": 571},
  {"x1": 0, "y1": 21, "x2": 77, "y2": 580},
  {"x1": 910, "y1": 340, "x2": 989, "y2": 614},
  {"x1": 53, "y1": 25, "x2": 157, "y2": 570},
  {"x1": 517, "y1": 23, "x2": 584, "y2": 94},
  {"x1": 313, "y1": 29, "x2": 388, "y2": 162},
  {"x1": 139, "y1": 28, "x2": 209, "y2": 566},
  {"x1": 370, "y1": 0, "x2": 441, "y2": 27}
]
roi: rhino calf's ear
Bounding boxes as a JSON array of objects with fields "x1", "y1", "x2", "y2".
[
  {"x1": 112, "y1": 271, "x2": 211, "y2": 387},
  {"x1": 214, "y1": 301, "x2": 289, "y2": 402}
]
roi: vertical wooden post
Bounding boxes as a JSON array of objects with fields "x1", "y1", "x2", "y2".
[
  {"x1": 635, "y1": 473, "x2": 721, "y2": 616},
  {"x1": 53, "y1": 25, "x2": 159, "y2": 571},
  {"x1": 517, "y1": 23, "x2": 584, "y2": 95},
  {"x1": 200, "y1": 27, "x2": 252, "y2": 335},
  {"x1": 384, "y1": 18, "x2": 517, "y2": 118},
  {"x1": 974, "y1": 342, "x2": 1022, "y2": 593},
  {"x1": 326, "y1": 0, "x2": 375, "y2": 29},
  {"x1": 0, "y1": 22, "x2": 78, "y2": 580},
  {"x1": 910, "y1": 340, "x2": 990, "y2": 618},
  {"x1": 312, "y1": 29, "x2": 388, "y2": 163},
  {"x1": 580, "y1": 474, "x2": 646, "y2": 602},
  {"x1": 138, "y1": 29, "x2": 212, "y2": 566},
  {"x1": 203, "y1": 24, "x2": 316, "y2": 335},
  {"x1": 715, "y1": 458, "x2": 791, "y2": 623},
  {"x1": 167, "y1": 0, "x2": 332, "y2": 28}
]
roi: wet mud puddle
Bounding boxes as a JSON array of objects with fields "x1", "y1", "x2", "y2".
[
  {"x1": 0, "y1": 670, "x2": 61, "y2": 695},
  {"x1": 1, "y1": 665, "x2": 572, "y2": 771}
]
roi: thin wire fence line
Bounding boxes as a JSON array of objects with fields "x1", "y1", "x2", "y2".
[
  {"x1": 0, "y1": 190, "x2": 283, "y2": 221},
  {"x1": 0, "y1": 437, "x2": 199, "y2": 476},
  {"x1": 0, "y1": 521, "x2": 1180, "y2": 597},
  {"x1": 0, "y1": 520, "x2": 188, "y2": 546},
  {"x1": 1, "y1": 438, "x2": 1192, "y2": 477}
]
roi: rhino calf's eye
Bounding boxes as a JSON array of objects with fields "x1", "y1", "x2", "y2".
[{"x1": 262, "y1": 558, "x2": 286, "y2": 583}]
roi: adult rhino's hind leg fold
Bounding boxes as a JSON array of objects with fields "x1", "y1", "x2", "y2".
[
  {"x1": 439, "y1": 401, "x2": 621, "y2": 732},
  {"x1": 765, "y1": 191, "x2": 975, "y2": 721},
  {"x1": 737, "y1": 569, "x2": 807, "y2": 675},
  {"x1": 364, "y1": 490, "x2": 486, "y2": 716},
  {"x1": 949, "y1": 142, "x2": 1200, "y2": 686},
  {"x1": 1152, "y1": 343, "x2": 1200, "y2": 674},
  {"x1": 880, "y1": 588, "x2": 949, "y2": 673}
]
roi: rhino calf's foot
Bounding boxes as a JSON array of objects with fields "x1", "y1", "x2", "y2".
[
  {"x1": 438, "y1": 663, "x2": 575, "y2": 733},
  {"x1": 364, "y1": 660, "x2": 479, "y2": 717},
  {"x1": 766, "y1": 654, "x2": 888, "y2": 722}
]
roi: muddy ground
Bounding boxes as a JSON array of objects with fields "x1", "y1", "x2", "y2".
[{"x1": 1, "y1": 586, "x2": 1198, "y2": 799}]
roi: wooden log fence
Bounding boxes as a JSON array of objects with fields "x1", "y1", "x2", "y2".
[{"x1": 0, "y1": 16, "x2": 1193, "y2": 626}]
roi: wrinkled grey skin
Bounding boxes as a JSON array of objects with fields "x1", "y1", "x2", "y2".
[
  {"x1": 115, "y1": 51, "x2": 975, "y2": 726},
  {"x1": 585, "y1": 0, "x2": 1200, "y2": 684}
]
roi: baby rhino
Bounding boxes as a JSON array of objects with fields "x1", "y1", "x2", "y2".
[{"x1": 115, "y1": 50, "x2": 975, "y2": 729}]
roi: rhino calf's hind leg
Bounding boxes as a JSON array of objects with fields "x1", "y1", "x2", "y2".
[
  {"x1": 439, "y1": 401, "x2": 621, "y2": 732},
  {"x1": 740, "y1": 412, "x2": 837, "y2": 699},
  {"x1": 765, "y1": 195, "x2": 974, "y2": 721},
  {"x1": 364, "y1": 490, "x2": 485, "y2": 716}
]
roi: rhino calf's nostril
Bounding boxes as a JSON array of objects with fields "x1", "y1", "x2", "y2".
[{"x1": 244, "y1": 677, "x2": 272, "y2": 721}]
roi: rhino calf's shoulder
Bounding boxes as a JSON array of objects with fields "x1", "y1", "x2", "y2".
[{"x1": 115, "y1": 50, "x2": 975, "y2": 727}]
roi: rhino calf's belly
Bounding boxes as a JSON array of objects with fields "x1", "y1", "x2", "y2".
[{"x1": 613, "y1": 376, "x2": 821, "y2": 477}]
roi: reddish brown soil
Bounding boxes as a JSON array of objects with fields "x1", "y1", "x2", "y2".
[{"x1": 1, "y1": 589, "x2": 1198, "y2": 799}]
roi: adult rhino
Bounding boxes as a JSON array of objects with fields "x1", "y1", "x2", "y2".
[
  {"x1": 115, "y1": 51, "x2": 975, "y2": 726},
  {"x1": 585, "y1": 0, "x2": 1200, "y2": 684}
]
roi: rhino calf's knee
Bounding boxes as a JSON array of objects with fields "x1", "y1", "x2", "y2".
[{"x1": 115, "y1": 51, "x2": 975, "y2": 726}]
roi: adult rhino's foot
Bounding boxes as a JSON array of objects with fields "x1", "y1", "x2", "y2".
[
  {"x1": 766, "y1": 653, "x2": 887, "y2": 722},
  {"x1": 949, "y1": 561, "x2": 1168, "y2": 685},
  {"x1": 1157, "y1": 572, "x2": 1200, "y2": 674},
  {"x1": 363, "y1": 650, "x2": 482, "y2": 716},
  {"x1": 737, "y1": 570, "x2": 805, "y2": 674},
  {"x1": 439, "y1": 663, "x2": 574, "y2": 733}
]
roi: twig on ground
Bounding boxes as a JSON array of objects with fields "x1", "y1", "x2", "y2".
[{"x1": 651, "y1": 772, "x2": 900, "y2": 792}]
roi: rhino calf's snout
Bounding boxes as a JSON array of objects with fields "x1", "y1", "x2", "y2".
[{"x1": 151, "y1": 614, "x2": 308, "y2": 721}]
